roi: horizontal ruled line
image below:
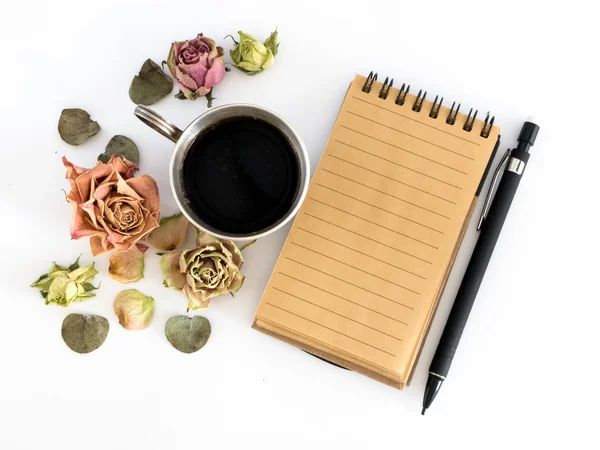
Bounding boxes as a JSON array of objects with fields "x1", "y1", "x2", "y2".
[
  {"x1": 315, "y1": 184, "x2": 441, "y2": 247},
  {"x1": 328, "y1": 153, "x2": 456, "y2": 204},
  {"x1": 340, "y1": 120, "x2": 470, "y2": 173},
  {"x1": 273, "y1": 287, "x2": 403, "y2": 342},
  {"x1": 266, "y1": 302, "x2": 396, "y2": 357},
  {"x1": 297, "y1": 227, "x2": 426, "y2": 280},
  {"x1": 304, "y1": 208, "x2": 433, "y2": 264},
  {"x1": 285, "y1": 257, "x2": 415, "y2": 311},
  {"x1": 335, "y1": 139, "x2": 463, "y2": 190},
  {"x1": 291, "y1": 241, "x2": 422, "y2": 294},
  {"x1": 347, "y1": 111, "x2": 475, "y2": 160},
  {"x1": 351, "y1": 95, "x2": 481, "y2": 146},
  {"x1": 323, "y1": 169, "x2": 451, "y2": 220},
  {"x1": 278, "y1": 272, "x2": 409, "y2": 325}
]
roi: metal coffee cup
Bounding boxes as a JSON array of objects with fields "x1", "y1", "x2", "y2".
[{"x1": 134, "y1": 104, "x2": 309, "y2": 241}]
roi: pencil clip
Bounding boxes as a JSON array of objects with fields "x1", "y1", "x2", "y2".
[{"x1": 477, "y1": 149, "x2": 511, "y2": 230}]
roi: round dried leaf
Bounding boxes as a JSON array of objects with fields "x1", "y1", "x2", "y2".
[
  {"x1": 165, "y1": 315, "x2": 211, "y2": 354},
  {"x1": 129, "y1": 59, "x2": 173, "y2": 106},
  {"x1": 58, "y1": 108, "x2": 101, "y2": 146},
  {"x1": 98, "y1": 135, "x2": 139, "y2": 164},
  {"x1": 61, "y1": 313, "x2": 109, "y2": 354}
]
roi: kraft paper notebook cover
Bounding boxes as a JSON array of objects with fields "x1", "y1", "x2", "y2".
[{"x1": 253, "y1": 73, "x2": 500, "y2": 389}]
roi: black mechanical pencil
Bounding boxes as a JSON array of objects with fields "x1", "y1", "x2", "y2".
[{"x1": 421, "y1": 120, "x2": 540, "y2": 415}]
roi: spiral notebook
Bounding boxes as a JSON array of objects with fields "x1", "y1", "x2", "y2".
[{"x1": 253, "y1": 73, "x2": 501, "y2": 389}]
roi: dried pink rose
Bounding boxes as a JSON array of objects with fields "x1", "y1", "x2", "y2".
[
  {"x1": 166, "y1": 34, "x2": 225, "y2": 105},
  {"x1": 63, "y1": 155, "x2": 160, "y2": 256}
]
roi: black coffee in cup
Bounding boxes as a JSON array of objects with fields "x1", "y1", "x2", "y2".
[{"x1": 182, "y1": 117, "x2": 301, "y2": 234}]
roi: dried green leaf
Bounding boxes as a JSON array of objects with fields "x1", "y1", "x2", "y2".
[
  {"x1": 129, "y1": 58, "x2": 173, "y2": 106},
  {"x1": 61, "y1": 313, "x2": 109, "y2": 354},
  {"x1": 98, "y1": 135, "x2": 139, "y2": 164},
  {"x1": 113, "y1": 289, "x2": 154, "y2": 330},
  {"x1": 58, "y1": 109, "x2": 101, "y2": 146},
  {"x1": 81, "y1": 282, "x2": 99, "y2": 292},
  {"x1": 68, "y1": 255, "x2": 81, "y2": 271},
  {"x1": 165, "y1": 315, "x2": 211, "y2": 353},
  {"x1": 263, "y1": 29, "x2": 279, "y2": 57}
]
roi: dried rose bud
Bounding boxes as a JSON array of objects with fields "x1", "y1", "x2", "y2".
[
  {"x1": 30, "y1": 257, "x2": 99, "y2": 307},
  {"x1": 229, "y1": 30, "x2": 278, "y2": 75},
  {"x1": 166, "y1": 34, "x2": 225, "y2": 105},
  {"x1": 113, "y1": 289, "x2": 155, "y2": 330}
]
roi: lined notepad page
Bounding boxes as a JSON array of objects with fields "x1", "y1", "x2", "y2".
[{"x1": 255, "y1": 74, "x2": 499, "y2": 386}]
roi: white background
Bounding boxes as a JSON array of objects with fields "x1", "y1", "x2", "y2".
[{"x1": 0, "y1": 1, "x2": 597, "y2": 449}]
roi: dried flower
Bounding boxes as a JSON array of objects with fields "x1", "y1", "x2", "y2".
[
  {"x1": 30, "y1": 257, "x2": 99, "y2": 307},
  {"x1": 113, "y1": 289, "x2": 155, "y2": 330},
  {"x1": 160, "y1": 232, "x2": 244, "y2": 310},
  {"x1": 63, "y1": 155, "x2": 160, "y2": 256},
  {"x1": 229, "y1": 30, "x2": 278, "y2": 75},
  {"x1": 166, "y1": 34, "x2": 225, "y2": 105}
]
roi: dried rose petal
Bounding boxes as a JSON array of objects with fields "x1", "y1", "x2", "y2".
[
  {"x1": 148, "y1": 213, "x2": 189, "y2": 251},
  {"x1": 113, "y1": 289, "x2": 154, "y2": 330},
  {"x1": 108, "y1": 245, "x2": 148, "y2": 283}
]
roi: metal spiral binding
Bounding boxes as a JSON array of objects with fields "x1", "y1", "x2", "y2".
[
  {"x1": 463, "y1": 108, "x2": 478, "y2": 132},
  {"x1": 447, "y1": 101, "x2": 461, "y2": 125},
  {"x1": 361, "y1": 71, "x2": 495, "y2": 138},
  {"x1": 395, "y1": 83, "x2": 410, "y2": 105},
  {"x1": 480, "y1": 113, "x2": 495, "y2": 138},
  {"x1": 429, "y1": 95, "x2": 443, "y2": 119},
  {"x1": 412, "y1": 90, "x2": 427, "y2": 112},
  {"x1": 379, "y1": 77, "x2": 393, "y2": 99},
  {"x1": 362, "y1": 71, "x2": 377, "y2": 93}
]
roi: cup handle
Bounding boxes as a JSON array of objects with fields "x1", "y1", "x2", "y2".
[{"x1": 134, "y1": 105, "x2": 183, "y2": 143}]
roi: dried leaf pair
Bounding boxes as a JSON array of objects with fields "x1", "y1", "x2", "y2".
[{"x1": 61, "y1": 311, "x2": 211, "y2": 354}]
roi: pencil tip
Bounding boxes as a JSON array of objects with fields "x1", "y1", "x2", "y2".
[{"x1": 421, "y1": 407, "x2": 427, "y2": 415}]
